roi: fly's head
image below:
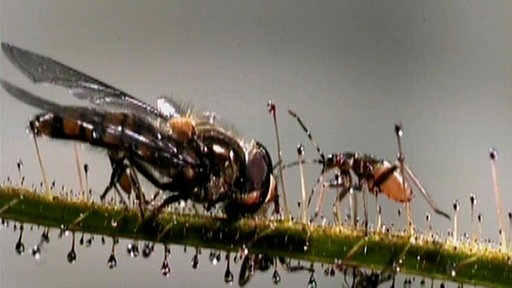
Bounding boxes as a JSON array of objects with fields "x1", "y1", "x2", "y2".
[{"x1": 224, "y1": 140, "x2": 277, "y2": 218}]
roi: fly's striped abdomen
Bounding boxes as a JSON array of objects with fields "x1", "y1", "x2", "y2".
[
  {"x1": 30, "y1": 108, "x2": 196, "y2": 169},
  {"x1": 31, "y1": 109, "x2": 125, "y2": 150}
]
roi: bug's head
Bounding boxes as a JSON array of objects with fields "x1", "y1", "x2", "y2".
[{"x1": 224, "y1": 141, "x2": 277, "y2": 217}]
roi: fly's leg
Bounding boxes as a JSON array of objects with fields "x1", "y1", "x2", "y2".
[
  {"x1": 152, "y1": 193, "x2": 184, "y2": 217},
  {"x1": 126, "y1": 166, "x2": 146, "y2": 218},
  {"x1": 99, "y1": 155, "x2": 129, "y2": 207}
]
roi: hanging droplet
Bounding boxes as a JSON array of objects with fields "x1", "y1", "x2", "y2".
[
  {"x1": 67, "y1": 249, "x2": 77, "y2": 264},
  {"x1": 329, "y1": 266, "x2": 335, "y2": 277},
  {"x1": 79, "y1": 234, "x2": 85, "y2": 246},
  {"x1": 32, "y1": 245, "x2": 41, "y2": 260},
  {"x1": 107, "y1": 253, "x2": 117, "y2": 269},
  {"x1": 214, "y1": 252, "x2": 221, "y2": 265},
  {"x1": 15, "y1": 224, "x2": 25, "y2": 255},
  {"x1": 41, "y1": 230, "x2": 50, "y2": 244},
  {"x1": 67, "y1": 232, "x2": 77, "y2": 264},
  {"x1": 15, "y1": 240, "x2": 25, "y2": 255},
  {"x1": 85, "y1": 236, "x2": 93, "y2": 247},
  {"x1": 272, "y1": 270, "x2": 281, "y2": 284},
  {"x1": 191, "y1": 253, "x2": 199, "y2": 269},
  {"x1": 161, "y1": 260, "x2": 171, "y2": 277},
  {"x1": 127, "y1": 242, "x2": 140, "y2": 258},
  {"x1": 307, "y1": 273, "x2": 317, "y2": 288},
  {"x1": 224, "y1": 268, "x2": 234, "y2": 284},
  {"x1": 224, "y1": 252, "x2": 234, "y2": 284},
  {"x1": 142, "y1": 242, "x2": 153, "y2": 258},
  {"x1": 101, "y1": 236, "x2": 106, "y2": 245}
]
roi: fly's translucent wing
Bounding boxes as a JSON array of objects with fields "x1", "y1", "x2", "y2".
[
  {"x1": 0, "y1": 80, "x2": 197, "y2": 168},
  {"x1": 1, "y1": 42, "x2": 169, "y2": 120}
]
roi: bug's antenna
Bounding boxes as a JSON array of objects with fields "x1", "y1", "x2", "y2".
[
  {"x1": 267, "y1": 101, "x2": 290, "y2": 221},
  {"x1": 288, "y1": 110, "x2": 325, "y2": 161},
  {"x1": 394, "y1": 124, "x2": 413, "y2": 234},
  {"x1": 489, "y1": 148, "x2": 507, "y2": 250},
  {"x1": 288, "y1": 109, "x2": 328, "y2": 209}
]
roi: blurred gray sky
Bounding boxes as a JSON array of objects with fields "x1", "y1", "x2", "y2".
[{"x1": 1, "y1": 1, "x2": 511, "y2": 287}]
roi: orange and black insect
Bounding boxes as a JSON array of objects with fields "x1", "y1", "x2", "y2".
[
  {"x1": 1, "y1": 43, "x2": 278, "y2": 218},
  {"x1": 287, "y1": 109, "x2": 450, "y2": 228}
]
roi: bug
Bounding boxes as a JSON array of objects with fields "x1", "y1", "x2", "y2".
[
  {"x1": 287, "y1": 109, "x2": 450, "y2": 230},
  {"x1": 1, "y1": 43, "x2": 278, "y2": 218}
]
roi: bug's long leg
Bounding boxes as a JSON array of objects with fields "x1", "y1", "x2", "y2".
[
  {"x1": 267, "y1": 101, "x2": 290, "y2": 220},
  {"x1": 307, "y1": 169, "x2": 326, "y2": 208},
  {"x1": 312, "y1": 182, "x2": 327, "y2": 221},
  {"x1": 403, "y1": 164, "x2": 450, "y2": 219}
]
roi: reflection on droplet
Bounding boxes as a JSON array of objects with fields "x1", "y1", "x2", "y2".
[
  {"x1": 107, "y1": 254, "x2": 117, "y2": 269},
  {"x1": 111, "y1": 219, "x2": 117, "y2": 228}
]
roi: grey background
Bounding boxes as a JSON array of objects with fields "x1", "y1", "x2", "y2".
[{"x1": 1, "y1": 1, "x2": 510, "y2": 287}]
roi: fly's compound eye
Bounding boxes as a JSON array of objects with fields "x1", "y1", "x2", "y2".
[
  {"x1": 224, "y1": 142, "x2": 275, "y2": 218},
  {"x1": 245, "y1": 142, "x2": 273, "y2": 200}
]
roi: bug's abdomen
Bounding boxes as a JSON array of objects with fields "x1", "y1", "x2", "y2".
[{"x1": 29, "y1": 109, "x2": 193, "y2": 169}]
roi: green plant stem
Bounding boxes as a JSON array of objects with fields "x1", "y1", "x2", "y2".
[{"x1": 0, "y1": 186, "x2": 510, "y2": 287}]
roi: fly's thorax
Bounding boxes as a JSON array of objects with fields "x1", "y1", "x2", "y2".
[{"x1": 168, "y1": 116, "x2": 196, "y2": 143}]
